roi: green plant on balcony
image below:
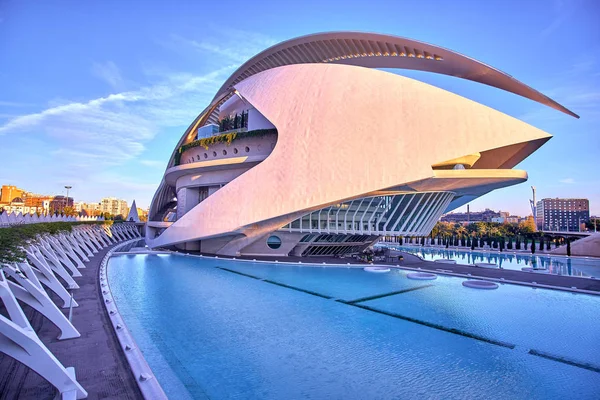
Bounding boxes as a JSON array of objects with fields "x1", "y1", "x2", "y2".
[{"x1": 174, "y1": 128, "x2": 277, "y2": 165}]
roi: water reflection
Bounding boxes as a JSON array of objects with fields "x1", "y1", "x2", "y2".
[{"x1": 387, "y1": 246, "x2": 595, "y2": 278}]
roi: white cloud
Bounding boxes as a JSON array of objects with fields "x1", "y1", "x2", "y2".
[
  {"x1": 163, "y1": 28, "x2": 277, "y2": 65},
  {"x1": 0, "y1": 100, "x2": 35, "y2": 107},
  {"x1": 91, "y1": 61, "x2": 124, "y2": 89},
  {"x1": 559, "y1": 178, "x2": 575, "y2": 184},
  {"x1": 0, "y1": 64, "x2": 236, "y2": 204},
  {"x1": 2, "y1": 29, "x2": 276, "y2": 205},
  {"x1": 140, "y1": 160, "x2": 166, "y2": 168},
  {"x1": 540, "y1": 0, "x2": 570, "y2": 38}
]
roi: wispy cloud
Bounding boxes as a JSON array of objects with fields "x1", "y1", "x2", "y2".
[
  {"x1": 2, "y1": 28, "x2": 276, "y2": 206},
  {"x1": 0, "y1": 100, "x2": 36, "y2": 107},
  {"x1": 559, "y1": 178, "x2": 575, "y2": 184},
  {"x1": 140, "y1": 160, "x2": 166, "y2": 168},
  {"x1": 0, "y1": 64, "x2": 236, "y2": 203},
  {"x1": 91, "y1": 61, "x2": 124, "y2": 89},
  {"x1": 540, "y1": 0, "x2": 569, "y2": 38},
  {"x1": 162, "y1": 27, "x2": 277, "y2": 64}
]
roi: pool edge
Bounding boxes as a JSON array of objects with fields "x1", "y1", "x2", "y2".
[{"x1": 100, "y1": 239, "x2": 169, "y2": 400}]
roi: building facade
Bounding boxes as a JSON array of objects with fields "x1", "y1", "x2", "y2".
[
  {"x1": 74, "y1": 201, "x2": 101, "y2": 216},
  {"x1": 100, "y1": 197, "x2": 129, "y2": 217},
  {"x1": 536, "y1": 198, "x2": 589, "y2": 232},
  {"x1": 145, "y1": 32, "x2": 577, "y2": 257},
  {"x1": 0, "y1": 185, "x2": 24, "y2": 204}
]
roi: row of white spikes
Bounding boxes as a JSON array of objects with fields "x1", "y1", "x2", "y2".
[{"x1": 0, "y1": 223, "x2": 141, "y2": 399}]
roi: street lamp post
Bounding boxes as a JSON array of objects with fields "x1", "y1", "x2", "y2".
[{"x1": 64, "y1": 186, "x2": 72, "y2": 215}]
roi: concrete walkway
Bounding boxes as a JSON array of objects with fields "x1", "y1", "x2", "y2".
[
  {"x1": 234, "y1": 252, "x2": 600, "y2": 294},
  {"x1": 0, "y1": 244, "x2": 143, "y2": 400},
  {"x1": 395, "y1": 252, "x2": 600, "y2": 293}
]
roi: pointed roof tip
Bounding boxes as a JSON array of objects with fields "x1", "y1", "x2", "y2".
[{"x1": 126, "y1": 200, "x2": 141, "y2": 223}]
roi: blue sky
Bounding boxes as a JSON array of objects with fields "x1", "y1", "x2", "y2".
[{"x1": 1, "y1": 0, "x2": 598, "y2": 215}]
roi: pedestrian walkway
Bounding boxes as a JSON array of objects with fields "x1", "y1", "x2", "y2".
[{"x1": 0, "y1": 244, "x2": 143, "y2": 400}]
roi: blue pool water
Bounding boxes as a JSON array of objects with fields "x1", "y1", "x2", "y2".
[
  {"x1": 108, "y1": 254, "x2": 600, "y2": 399},
  {"x1": 387, "y1": 245, "x2": 600, "y2": 278}
]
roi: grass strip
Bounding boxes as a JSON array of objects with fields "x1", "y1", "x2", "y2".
[
  {"x1": 528, "y1": 349, "x2": 600, "y2": 373},
  {"x1": 343, "y1": 285, "x2": 434, "y2": 304},
  {"x1": 347, "y1": 303, "x2": 516, "y2": 349},
  {"x1": 262, "y1": 280, "x2": 333, "y2": 299},
  {"x1": 215, "y1": 266, "x2": 262, "y2": 280}
]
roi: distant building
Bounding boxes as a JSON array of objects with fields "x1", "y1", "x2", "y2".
[
  {"x1": 536, "y1": 198, "x2": 589, "y2": 231},
  {"x1": 100, "y1": 197, "x2": 129, "y2": 217},
  {"x1": 506, "y1": 215, "x2": 521, "y2": 224},
  {"x1": 49, "y1": 196, "x2": 73, "y2": 213},
  {"x1": 0, "y1": 185, "x2": 24, "y2": 205},
  {"x1": 23, "y1": 193, "x2": 54, "y2": 214},
  {"x1": 74, "y1": 201, "x2": 101, "y2": 215},
  {"x1": 441, "y1": 209, "x2": 503, "y2": 224}
]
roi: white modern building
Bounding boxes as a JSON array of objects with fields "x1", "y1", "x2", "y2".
[
  {"x1": 99, "y1": 197, "x2": 129, "y2": 217},
  {"x1": 146, "y1": 32, "x2": 577, "y2": 257}
]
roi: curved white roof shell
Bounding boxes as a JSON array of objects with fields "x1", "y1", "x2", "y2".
[
  {"x1": 213, "y1": 31, "x2": 578, "y2": 118},
  {"x1": 148, "y1": 63, "x2": 551, "y2": 249},
  {"x1": 146, "y1": 32, "x2": 579, "y2": 254}
]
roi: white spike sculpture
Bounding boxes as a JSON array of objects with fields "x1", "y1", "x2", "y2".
[
  {"x1": 0, "y1": 270, "x2": 88, "y2": 399},
  {"x1": 39, "y1": 237, "x2": 82, "y2": 278},
  {"x1": 55, "y1": 235, "x2": 86, "y2": 269},
  {"x1": 25, "y1": 246, "x2": 78, "y2": 308},
  {"x1": 63, "y1": 234, "x2": 90, "y2": 262},
  {"x1": 35, "y1": 244, "x2": 80, "y2": 290},
  {"x1": 2, "y1": 263, "x2": 80, "y2": 339},
  {"x1": 0, "y1": 222, "x2": 145, "y2": 398}
]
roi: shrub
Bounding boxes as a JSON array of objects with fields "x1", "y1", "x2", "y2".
[{"x1": 0, "y1": 221, "x2": 111, "y2": 264}]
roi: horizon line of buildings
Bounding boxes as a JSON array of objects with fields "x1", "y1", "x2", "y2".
[
  {"x1": 441, "y1": 197, "x2": 592, "y2": 232},
  {"x1": 1, "y1": 185, "x2": 593, "y2": 231},
  {"x1": 0, "y1": 185, "x2": 148, "y2": 219}
]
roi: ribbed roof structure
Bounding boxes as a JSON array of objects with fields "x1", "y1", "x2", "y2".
[{"x1": 213, "y1": 31, "x2": 578, "y2": 118}]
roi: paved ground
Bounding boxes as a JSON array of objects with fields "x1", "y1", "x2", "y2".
[
  {"x1": 0, "y1": 244, "x2": 143, "y2": 400},
  {"x1": 236, "y1": 251, "x2": 600, "y2": 293}
]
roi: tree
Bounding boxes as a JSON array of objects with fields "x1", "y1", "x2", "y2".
[
  {"x1": 518, "y1": 216, "x2": 536, "y2": 235},
  {"x1": 62, "y1": 206, "x2": 77, "y2": 217}
]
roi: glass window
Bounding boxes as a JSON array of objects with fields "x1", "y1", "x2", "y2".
[{"x1": 266, "y1": 235, "x2": 282, "y2": 249}]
